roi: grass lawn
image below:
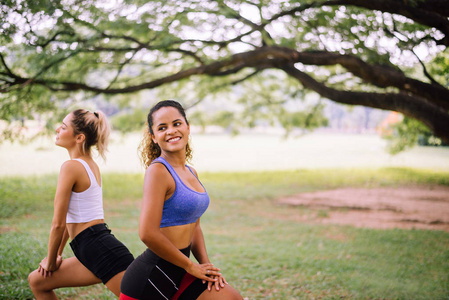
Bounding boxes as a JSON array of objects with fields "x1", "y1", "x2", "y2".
[{"x1": 1, "y1": 168, "x2": 449, "y2": 299}]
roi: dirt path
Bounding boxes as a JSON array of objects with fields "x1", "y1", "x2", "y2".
[{"x1": 277, "y1": 185, "x2": 449, "y2": 232}]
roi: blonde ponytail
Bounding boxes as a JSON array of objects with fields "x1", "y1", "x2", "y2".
[
  {"x1": 94, "y1": 110, "x2": 111, "y2": 161},
  {"x1": 71, "y1": 109, "x2": 111, "y2": 161}
]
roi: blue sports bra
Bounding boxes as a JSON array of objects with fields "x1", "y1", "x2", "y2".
[{"x1": 153, "y1": 157, "x2": 210, "y2": 228}]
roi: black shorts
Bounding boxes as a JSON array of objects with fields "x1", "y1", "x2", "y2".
[
  {"x1": 69, "y1": 223, "x2": 134, "y2": 284},
  {"x1": 120, "y1": 246, "x2": 207, "y2": 300}
]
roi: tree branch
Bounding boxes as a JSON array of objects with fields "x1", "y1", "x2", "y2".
[
  {"x1": 230, "y1": 70, "x2": 262, "y2": 85},
  {"x1": 268, "y1": 1, "x2": 322, "y2": 22},
  {"x1": 0, "y1": 53, "x2": 14, "y2": 76},
  {"x1": 106, "y1": 51, "x2": 138, "y2": 90},
  {"x1": 280, "y1": 63, "x2": 449, "y2": 143},
  {"x1": 273, "y1": 47, "x2": 449, "y2": 110},
  {"x1": 323, "y1": 0, "x2": 449, "y2": 46},
  {"x1": 412, "y1": 49, "x2": 444, "y2": 87},
  {"x1": 4, "y1": 46, "x2": 448, "y2": 111},
  {"x1": 34, "y1": 31, "x2": 75, "y2": 48}
]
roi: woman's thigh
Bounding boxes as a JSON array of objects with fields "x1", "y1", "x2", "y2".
[
  {"x1": 105, "y1": 270, "x2": 125, "y2": 296},
  {"x1": 29, "y1": 256, "x2": 101, "y2": 290}
]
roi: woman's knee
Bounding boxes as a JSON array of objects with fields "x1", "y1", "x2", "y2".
[
  {"x1": 198, "y1": 284, "x2": 243, "y2": 300},
  {"x1": 225, "y1": 286, "x2": 243, "y2": 300},
  {"x1": 28, "y1": 270, "x2": 45, "y2": 291}
]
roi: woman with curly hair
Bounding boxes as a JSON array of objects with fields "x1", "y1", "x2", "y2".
[{"x1": 120, "y1": 100, "x2": 242, "y2": 300}]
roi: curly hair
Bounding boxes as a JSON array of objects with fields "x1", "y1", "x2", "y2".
[{"x1": 139, "y1": 100, "x2": 193, "y2": 168}]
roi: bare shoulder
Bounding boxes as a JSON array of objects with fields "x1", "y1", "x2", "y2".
[
  {"x1": 188, "y1": 165, "x2": 199, "y2": 177},
  {"x1": 59, "y1": 160, "x2": 84, "y2": 178},
  {"x1": 60, "y1": 160, "x2": 83, "y2": 172},
  {"x1": 146, "y1": 161, "x2": 168, "y2": 175},
  {"x1": 145, "y1": 162, "x2": 172, "y2": 182},
  {"x1": 144, "y1": 162, "x2": 175, "y2": 196},
  {"x1": 56, "y1": 160, "x2": 83, "y2": 191}
]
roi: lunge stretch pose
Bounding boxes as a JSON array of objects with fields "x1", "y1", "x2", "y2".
[
  {"x1": 120, "y1": 100, "x2": 242, "y2": 300},
  {"x1": 28, "y1": 109, "x2": 134, "y2": 299}
]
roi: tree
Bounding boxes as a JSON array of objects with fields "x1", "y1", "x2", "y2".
[{"x1": 1, "y1": 0, "x2": 448, "y2": 143}]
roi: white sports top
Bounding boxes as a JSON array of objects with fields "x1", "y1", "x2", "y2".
[{"x1": 66, "y1": 158, "x2": 104, "y2": 223}]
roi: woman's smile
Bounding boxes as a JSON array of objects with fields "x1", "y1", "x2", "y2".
[{"x1": 167, "y1": 136, "x2": 181, "y2": 143}]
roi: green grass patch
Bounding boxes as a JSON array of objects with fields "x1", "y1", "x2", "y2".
[
  {"x1": 201, "y1": 167, "x2": 449, "y2": 201},
  {"x1": 0, "y1": 174, "x2": 57, "y2": 219},
  {"x1": 1, "y1": 167, "x2": 448, "y2": 299}
]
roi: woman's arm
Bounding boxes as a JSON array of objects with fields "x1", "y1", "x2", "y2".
[
  {"x1": 188, "y1": 167, "x2": 212, "y2": 264},
  {"x1": 191, "y1": 220, "x2": 209, "y2": 264},
  {"x1": 191, "y1": 220, "x2": 228, "y2": 291},
  {"x1": 39, "y1": 161, "x2": 78, "y2": 277},
  {"x1": 139, "y1": 164, "x2": 219, "y2": 283},
  {"x1": 57, "y1": 227, "x2": 70, "y2": 257}
]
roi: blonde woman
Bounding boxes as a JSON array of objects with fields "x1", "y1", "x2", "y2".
[
  {"x1": 120, "y1": 100, "x2": 242, "y2": 300},
  {"x1": 28, "y1": 109, "x2": 134, "y2": 299}
]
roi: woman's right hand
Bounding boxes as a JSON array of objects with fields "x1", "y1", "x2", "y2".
[
  {"x1": 38, "y1": 255, "x2": 63, "y2": 278},
  {"x1": 185, "y1": 262, "x2": 220, "y2": 282}
]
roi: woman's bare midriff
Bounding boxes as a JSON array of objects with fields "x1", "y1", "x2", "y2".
[
  {"x1": 161, "y1": 222, "x2": 197, "y2": 249},
  {"x1": 67, "y1": 219, "x2": 105, "y2": 240}
]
